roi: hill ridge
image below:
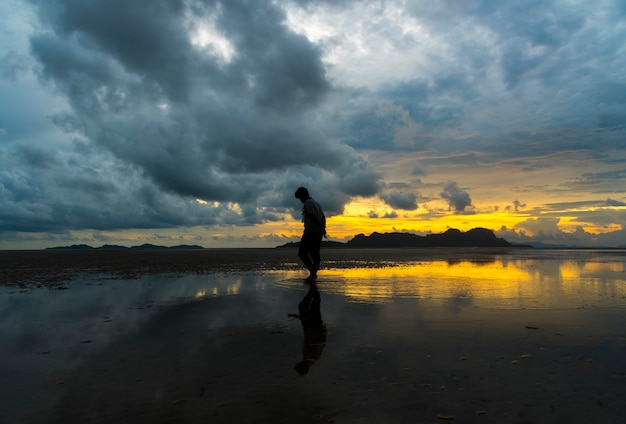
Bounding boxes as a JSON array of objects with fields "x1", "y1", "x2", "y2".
[{"x1": 278, "y1": 228, "x2": 524, "y2": 248}]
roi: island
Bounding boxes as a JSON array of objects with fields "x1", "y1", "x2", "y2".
[{"x1": 278, "y1": 228, "x2": 526, "y2": 249}]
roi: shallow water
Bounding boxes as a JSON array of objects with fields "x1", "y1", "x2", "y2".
[{"x1": 2, "y1": 248, "x2": 626, "y2": 423}]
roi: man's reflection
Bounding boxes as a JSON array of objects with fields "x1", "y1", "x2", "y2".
[{"x1": 293, "y1": 282, "x2": 326, "y2": 375}]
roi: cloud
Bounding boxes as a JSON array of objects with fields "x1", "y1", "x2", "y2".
[
  {"x1": 514, "y1": 217, "x2": 562, "y2": 237},
  {"x1": 0, "y1": 0, "x2": 384, "y2": 233},
  {"x1": 380, "y1": 191, "x2": 418, "y2": 210},
  {"x1": 353, "y1": 101, "x2": 428, "y2": 150},
  {"x1": 411, "y1": 164, "x2": 426, "y2": 176},
  {"x1": 511, "y1": 199, "x2": 526, "y2": 212},
  {"x1": 566, "y1": 169, "x2": 626, "y2": 193},
  {"x1": 499, "y1": 215, "x2": 626, "y2": 248},
  {"x1": 440, "y1": 181, "x2": 472, "y2": 212},
  {"x1": 366, "y1": 209, "x2": 398, "y2": 219}
]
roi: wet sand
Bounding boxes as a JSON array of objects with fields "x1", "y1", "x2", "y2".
[
  {"x1": 0, "y1": 247, "x2": 534, "y2": 288},
  {"x1": 2, "y1": 249, "x2": 626, "y2": 423}
]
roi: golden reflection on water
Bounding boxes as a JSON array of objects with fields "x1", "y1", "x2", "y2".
[
  {"x1": 195, "y1": 281, "x2": 241, "y2": 298},
  {"x1": 280, "y1": 257, "x2": 626, "y2": 308},
  {"x1": 195, "y1": 289, "x2": 207, "y2": 299}
]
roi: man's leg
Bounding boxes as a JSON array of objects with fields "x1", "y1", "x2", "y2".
[
  {"x1": 310, "y1": 232, "x2": 323, "y2": 276},
  {"x1": 298, "y1": 235, "x2": 314, "y2": 274}
]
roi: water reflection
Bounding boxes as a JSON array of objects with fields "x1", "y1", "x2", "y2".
[
  {"x1": 275, "y1": 249, "x2": 626, "y2": 308},
  {"x1": 2, "y1": 249, "x2": 626, "y2": 423},
  {"x1": 292, "y1": 282, "x2": 327, "y2": 375}
]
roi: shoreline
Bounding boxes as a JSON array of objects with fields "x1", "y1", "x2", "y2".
[{"x1": 3, "y1": 247, "x2": 625, "y2": 289}]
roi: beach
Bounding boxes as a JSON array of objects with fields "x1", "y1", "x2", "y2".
[{"x1": 2, "y1": 248, "x2": 625, "y2": 423}]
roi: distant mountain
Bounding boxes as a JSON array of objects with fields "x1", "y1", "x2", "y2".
[
  {"x1": 277, "y1": 228, "x2": 520, "y2": 249},
  {"x1": 347, "y1": 228, "x2": 513, "y2": 248},
  {"x1": 129, "y1": 244, "x2": 164, "y2": 250},
  {"x1": 98, "y1": 244, "x2": 128, "y2": 250},
  {"x1": 47, "y1": 244, "x2": 205, "y2": 250},
  {"x1": 48, "y1": 229, "x2": 519, "y2": 250},
  {"x1": 46, "y1": 244, "x2": 95, "y2": 250}
]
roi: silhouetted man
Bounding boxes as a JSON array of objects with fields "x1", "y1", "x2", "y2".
[{"x1": 294, "y1": 187, "x2": 326, "y2": 282}]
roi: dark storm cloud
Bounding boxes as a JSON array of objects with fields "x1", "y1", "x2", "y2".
[
  {"x1": 217, "y1": 0, "x2": 330, "y2": 110},
  {"x1": 0, "y1": 144, "x2": 257, "y2": 232},
  {"x1": 440, "y1": 181, "x2": 472, "y2": 213},
  {"x1": 16, "y1": 144, "x2": 60, "y2": 169},
  {"x1": 33, "y1": 0, "x2": 193, "y2": 101},
  {"x1": 2, "y1": 0, "x2": 382, "y2": 232}
]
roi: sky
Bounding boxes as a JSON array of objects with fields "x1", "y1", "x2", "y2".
[{"x1": 1, "y1": 0, "x2": 626, "y2": 249}]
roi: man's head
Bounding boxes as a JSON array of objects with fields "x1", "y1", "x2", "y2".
[{"x1": 294, "y1": 187, "x2": 310, "y2": 202}]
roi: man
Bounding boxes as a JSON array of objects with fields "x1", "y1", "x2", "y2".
[{"x1": 294, "y1": 187, "x2": 326, "y2": 282}]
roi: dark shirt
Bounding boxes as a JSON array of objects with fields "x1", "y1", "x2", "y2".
[{"x1": 302, "y1": 197, "x2": 325, "y2": 234}]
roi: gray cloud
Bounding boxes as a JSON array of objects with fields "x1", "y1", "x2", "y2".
[
  {"x1": 380, "y1": 191, "x2": 418, "y2": 210},
  {"x1": 512, "y1": 200, "x2": 526, "y2": 212},
  {"x1": 0, "y1": 0, "x2": 383, "y2": 233},
  {"x1": 440, "y1": 182, "x2": 472, "y2": 213}
]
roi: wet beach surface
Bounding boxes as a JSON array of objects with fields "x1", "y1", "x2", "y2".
[
  {"x1": 1, "y1": 248, "x2": 626, "y2": 423},
  {"x1": 0, "y1": 247, "x2": 556, "y2": 288}
]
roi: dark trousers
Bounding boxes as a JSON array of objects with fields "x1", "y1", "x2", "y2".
[{"x1": 298, "y1": 232, "x2": 323, "y2": 275}]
